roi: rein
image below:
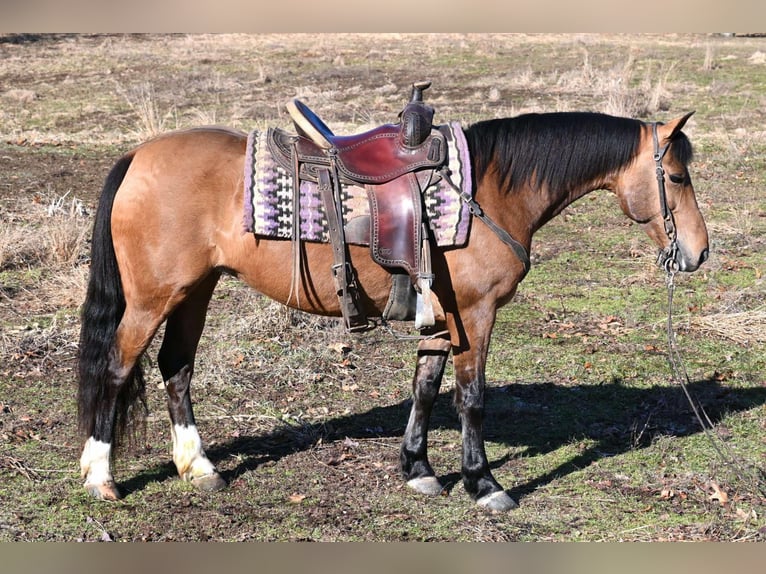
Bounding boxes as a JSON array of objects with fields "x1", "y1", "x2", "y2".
[{"x1": 654, "y1": 122, "x2": 766, "y2": 497}]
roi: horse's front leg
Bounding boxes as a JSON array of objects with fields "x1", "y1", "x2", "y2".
[
  {"x1": 453, "y1": 310, "x2": 518, "y2": 512},
  {"x1": 401, "y1": 336, "x2": 451, "y2": 496}
]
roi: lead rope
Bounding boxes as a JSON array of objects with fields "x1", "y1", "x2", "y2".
[
  {"x1": 664, "y1": 262, "x2": 766, "y2": 498},
  {"x1": 654, "y1": 121, "x2": 766, "y2": 498}
]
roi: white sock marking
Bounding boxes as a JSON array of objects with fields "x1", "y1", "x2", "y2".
[
  {"x1": 80, "y1": 437, "x2": 113, "y2": 485},
  {"x1": 172, "y1": 424, "x2": 216, "y2": 480}
]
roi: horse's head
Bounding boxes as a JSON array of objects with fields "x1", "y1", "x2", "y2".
[{"x1": 614, "y1": 112, "x2": 709, "y2": 272}]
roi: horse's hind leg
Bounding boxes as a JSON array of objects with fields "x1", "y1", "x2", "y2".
[
  {"x1": 80, "y1": 309, "x2": 164, "y2": 500},
  {"x1": 401, "y1": 336, "x2": 451, "y2": 496},
  {"x1": 157, "y1": 273, "x2": 226, "y2": 492}
]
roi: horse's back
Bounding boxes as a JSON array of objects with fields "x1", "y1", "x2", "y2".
[{"x1": 131, "y1": 126, "x2": 247, "y2": 173}]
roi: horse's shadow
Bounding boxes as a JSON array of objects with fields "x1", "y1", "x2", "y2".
[{"x1": 120, "y1": 376, "x2": 766, "y2": 502}]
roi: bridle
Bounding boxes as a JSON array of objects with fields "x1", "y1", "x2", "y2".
[{"x1": 652, "y1": 121, "x2": 680, "y2": 274}]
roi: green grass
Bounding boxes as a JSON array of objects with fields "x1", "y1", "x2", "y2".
[{"x1": 1, "y1": 33, "x2": 765, "y2": 541}]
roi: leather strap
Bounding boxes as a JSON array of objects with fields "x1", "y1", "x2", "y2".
[
  {"x1": 440, "y1": 167, "x2": 531, "y2": 275},
  {"x1": 287, "y1": 139, "x2": 302, "y2": 308},
  {"x1": 652, "y1": 122, "x2": 676, "y2": 241},
  {"x1": 652, "y1": 122, "x2": 680, "y2": 273},
  {"x1": 318, "y1": 166, "x2": 368, "y2": 331}
]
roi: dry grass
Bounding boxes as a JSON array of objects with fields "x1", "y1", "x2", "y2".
[
  {"x1": 0, "y1": 225, "x2": 36, "y2": 270},
  {"x1": 0, "y1": 192, "x2": 89, "y2": 270},
  {"x1": 505, "y1": 46, "x2": 680, "y2": 118},
  {"x1": 115, "y1": 81, "x2": 177, "y2": 140},
  {"x1": 691, "y1": 308, "x2": 766, "y2": 345}
]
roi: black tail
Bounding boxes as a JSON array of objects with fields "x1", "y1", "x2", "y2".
[{"x1": 77, "y1": 153, "x2": 146, "y2": 446}]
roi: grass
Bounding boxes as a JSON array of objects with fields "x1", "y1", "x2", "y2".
[{"x1": 1, "y1": 33, "x2": 765, "y2": 541}]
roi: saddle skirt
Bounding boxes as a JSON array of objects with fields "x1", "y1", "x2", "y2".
[{"x1": 243, "y1": 121, "x2": 473, "y2": 249}]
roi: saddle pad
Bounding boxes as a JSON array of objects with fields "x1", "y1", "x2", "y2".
[{"x1": 243, "y1": 121, "x2": 472, "y2": 247}]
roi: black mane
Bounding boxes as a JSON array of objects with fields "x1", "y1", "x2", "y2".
[{"x1": 463, "y1": 112, "x2": 691, "y2": 194}]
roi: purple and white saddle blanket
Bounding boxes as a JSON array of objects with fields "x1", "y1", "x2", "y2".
[{"x1": 243, "y1": 121, "x2": 472, "y2": 247}]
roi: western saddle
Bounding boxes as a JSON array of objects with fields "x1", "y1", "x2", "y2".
[{"x1": 268, "y1": 82, "x2": 448, "y2": 332}]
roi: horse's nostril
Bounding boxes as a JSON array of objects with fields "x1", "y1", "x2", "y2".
[{"x1": 700, "y1": 248, "x2": 709, "y2": 264}]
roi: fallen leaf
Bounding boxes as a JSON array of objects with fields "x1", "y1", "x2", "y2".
[
  {"x1": 342, "y1": 437, "x2": 359, "y2": 448},
  {"x1": 736, "y1": 507, "x2": 757, "y2": 521},
  {"x1": 326, "y1": 452, "x2": 354, "y2": 466},
  {"x1": 708, "y1": 480, "x2": 729, "y2": 505},
  {"x1": 329, "y1": 342, "x2": 352, "y2": 354}
]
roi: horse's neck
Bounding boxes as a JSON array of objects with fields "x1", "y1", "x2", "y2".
[{"x1": 525, "y1": 178, "x2": 611, "y2": 235}]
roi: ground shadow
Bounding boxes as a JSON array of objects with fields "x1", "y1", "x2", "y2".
[{"x1": 122, "y1": 376, "x2": 766, "y2": 501}]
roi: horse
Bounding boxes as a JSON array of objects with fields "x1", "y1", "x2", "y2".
[{"x1": 77, "y1": 108, "x2": 708, "y2": 512}]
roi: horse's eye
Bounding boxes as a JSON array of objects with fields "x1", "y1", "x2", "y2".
[{"x1": 669, "y1": 174, "x2": 685, "y2": 185}]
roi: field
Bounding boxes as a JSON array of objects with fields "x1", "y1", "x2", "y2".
[{"x1": 1, "y1": 33, "x2": 765, "y2": 541}]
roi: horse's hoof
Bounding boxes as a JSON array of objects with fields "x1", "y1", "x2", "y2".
[
  {"x1": 191, "y1": 472, "x2": 227, "y2": 492},
  {"x1": 84, "y1": 480, "x2": 121, "y2": 501},
  {"x1": 477, "y1": 490, "x2": 518, "y2": 512},
  {"x1": 407, "y1": 476, "x2": 444, "y2": 496}
]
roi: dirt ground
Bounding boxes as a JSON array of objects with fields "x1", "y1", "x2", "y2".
[{"x1": 2, "y1": 33, "x2": 766, "y2": 541}]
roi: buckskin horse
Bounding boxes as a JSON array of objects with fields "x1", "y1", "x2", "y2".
[{"x1": 77, "y1": 87, "x2": 708, "y2": 511}]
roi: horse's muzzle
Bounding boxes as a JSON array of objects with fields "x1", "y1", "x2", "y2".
[{"x1": 659, "y1": 245, "x2": 709, "y2": 273}]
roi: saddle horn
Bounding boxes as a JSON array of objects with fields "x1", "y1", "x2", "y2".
[{"x1": 400, "y1": 81, "x2": 435, "y2": 149}]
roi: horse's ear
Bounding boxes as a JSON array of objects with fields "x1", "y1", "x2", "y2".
[{"x1": 659, "y1": 111, "x2": 695, "y2": 142}]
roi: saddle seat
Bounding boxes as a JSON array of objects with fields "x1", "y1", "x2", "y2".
[{"x1": 284, "y1": 81, "x2": 446, "y2": 184}]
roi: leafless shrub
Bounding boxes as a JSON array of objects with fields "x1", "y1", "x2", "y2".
[
  {"x1": 1, "y1": 193, "x2": 89, "y2": 270},
  {"x1": 551, "y1": 47, "x2": 676, "y2": 118},
  {"x1": 647, "y1": 61, "x2": 675, "y2": 114},
  {"x1": 43, "y1": 217, "x2": 89, "y2": 267},
  {"x1": 600, "y1": 55, "x2": 675, "y2": 117},
  {"x1": 702, "y1": 44, "x2": 715, "y2": 71},
  {"x1": 116, "y1": 82, "x2": 177, "y2": 139},
  {"x1": 42, "y1": 193, "x2": 90, "y2": 267}
]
